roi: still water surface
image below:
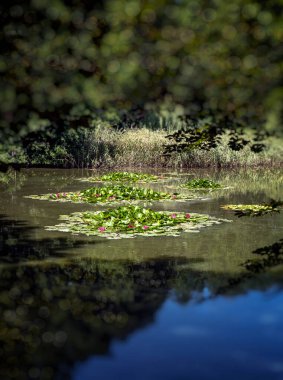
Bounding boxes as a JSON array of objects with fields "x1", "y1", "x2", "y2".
[{"x1": 0, "y1": 168, "x2": 282, "y2": 380}]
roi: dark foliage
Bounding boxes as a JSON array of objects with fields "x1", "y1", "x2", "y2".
[
  {"x1": 0, "y1": 0, "x2": 282, "y2": 140},
  {"x1": 163, "y1": 110, "x2": 269, "y2": 155}
]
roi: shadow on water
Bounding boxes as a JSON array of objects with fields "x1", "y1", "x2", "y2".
[
  {"x1": 0, "y1": 214, "x2": 100, "y2": 265},
  {"x1": 217, "y1": 238, "x2": 283, "y2": 296},
  {"x1": 0, "y1": 213, "x2": 283, "y2": 379}
]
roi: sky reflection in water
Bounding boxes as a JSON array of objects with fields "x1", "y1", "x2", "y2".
[{"x1": 73, "y1": 290, "x2": 283, "y2": 380}]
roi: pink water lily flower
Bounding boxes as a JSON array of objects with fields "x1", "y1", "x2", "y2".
[
  {"x1": 171, "y1": 195, "x2": 177, "y2": 199},
  {"x1": 171, "y1": 213, "x2": 177, "y2": 219},
  {"x1": 98, "y1": 226, "x2": 106, "y2": 232},
  {"x1": 56, "y1": 193, "x2": 60, "y2": 198},
  {"x1": 185, "y1": 213, "x2": 191, "y2": 219},
  {"x1": 142, "y1": 225, "x2": 149, "y2": 230}
]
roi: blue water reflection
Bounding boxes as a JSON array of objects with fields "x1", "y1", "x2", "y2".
[{"x1": 73, "y1": 289, "x2": 283, "y2": 380}]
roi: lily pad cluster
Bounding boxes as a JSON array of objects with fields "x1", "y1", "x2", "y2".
[
  {"x1": 221, "y1": 200, "x2": 283, "y2": 217},
  {"x1": 26, "y1": 184, "x2": 200, "y2": 204},
  {"x1": 26, "y1": 173, "x2": 232, "y2": 240},
  {"x1": 180, "y1": 178, "x2": 221, "y2": 190},
  {"x1": 79, "y1": 171, "x2": 162, "y2": 183},
  {"x1": 46, "y1": 205, "x2": 228, "y2": 239}
]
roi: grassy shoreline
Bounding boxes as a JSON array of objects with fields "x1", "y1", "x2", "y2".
[
  {"x1": 95, "y1": 128, "x2": 283, "y2": 169},
  {"x1": 1, "y1": 126, "x2": 282, "y2": 170}
]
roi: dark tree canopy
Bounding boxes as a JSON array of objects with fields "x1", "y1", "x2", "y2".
[{"x1": 0, "y1": 0, "x2": 282, "y2": 137}]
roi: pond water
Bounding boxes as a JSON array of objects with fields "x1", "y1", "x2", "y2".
[{"x1": 0, "y1": 168, "x2": 282, "y2": 380}]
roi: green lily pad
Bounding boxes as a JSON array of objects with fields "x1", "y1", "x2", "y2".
[
  {"x1": 180, "y1": 178, "x2": 222, "y2": 190},
  {"x1": 25, "y1": 184, "x2": 203, "y2": 205},
  {"x1": 221, "y1": 200, "x2": 283, "y2": 217},
  {"x1": 78, "y1": 172, "x2": 166, "y2": 183},
  {"x1": 45, "y1": 205, "x2": 231, "y2": 239}
]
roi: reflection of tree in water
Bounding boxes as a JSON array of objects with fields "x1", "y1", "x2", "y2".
[
  {"x1": 0, "y1": 169, "x2": 27, "y2": 193},
  {"x1": 245, "y1": 239, "x2": 283, "y2": 272},
  {"x1": 185, "y1": 168, "x2": 283, "y2": 200},
  {"x1": 0, "y1": 258, "x2": 208, "y2": 379},
  {"x1": 0, "y1": 214, "x2": 283, "y2": 380},
  {"x1": 217, "y1": 239, "x2": 283, "y2": 295},
  {"x1": 0, "y1": 215, "x2": 207, "y2": 379},
  {"x1": 0, "y1": 215, "x2": 94, "y2": 264}
]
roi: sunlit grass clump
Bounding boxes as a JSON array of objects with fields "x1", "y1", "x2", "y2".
[
  {"x1": 26, "y1": 184, "x2": 199, "y2": 204},
  {"x1": 79, "y1": 171, "x2": 163, "y2": 183},
  {"x1": 221, "y1": 200, "x2": 283, "y2": 217},
  {"x1": 181, "y1": 178, "x2": 221, "y2": 190},
  {"x1": 46, "y1": 205, "x2": 228, "y2": 239}
]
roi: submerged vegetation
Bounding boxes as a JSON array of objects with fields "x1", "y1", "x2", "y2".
[
  {"x1": 46, "y1": 205, "x2": 228, "y2": 239},
  {"x1": 26, "y1": 184, "x2": 201, "y2": 205},
  {"x1": 222, "y1": 200, "x2": 283, "y2": 217},
  {"x1": 181, "y1": 178, "x2": 222, "y2": 190}
]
